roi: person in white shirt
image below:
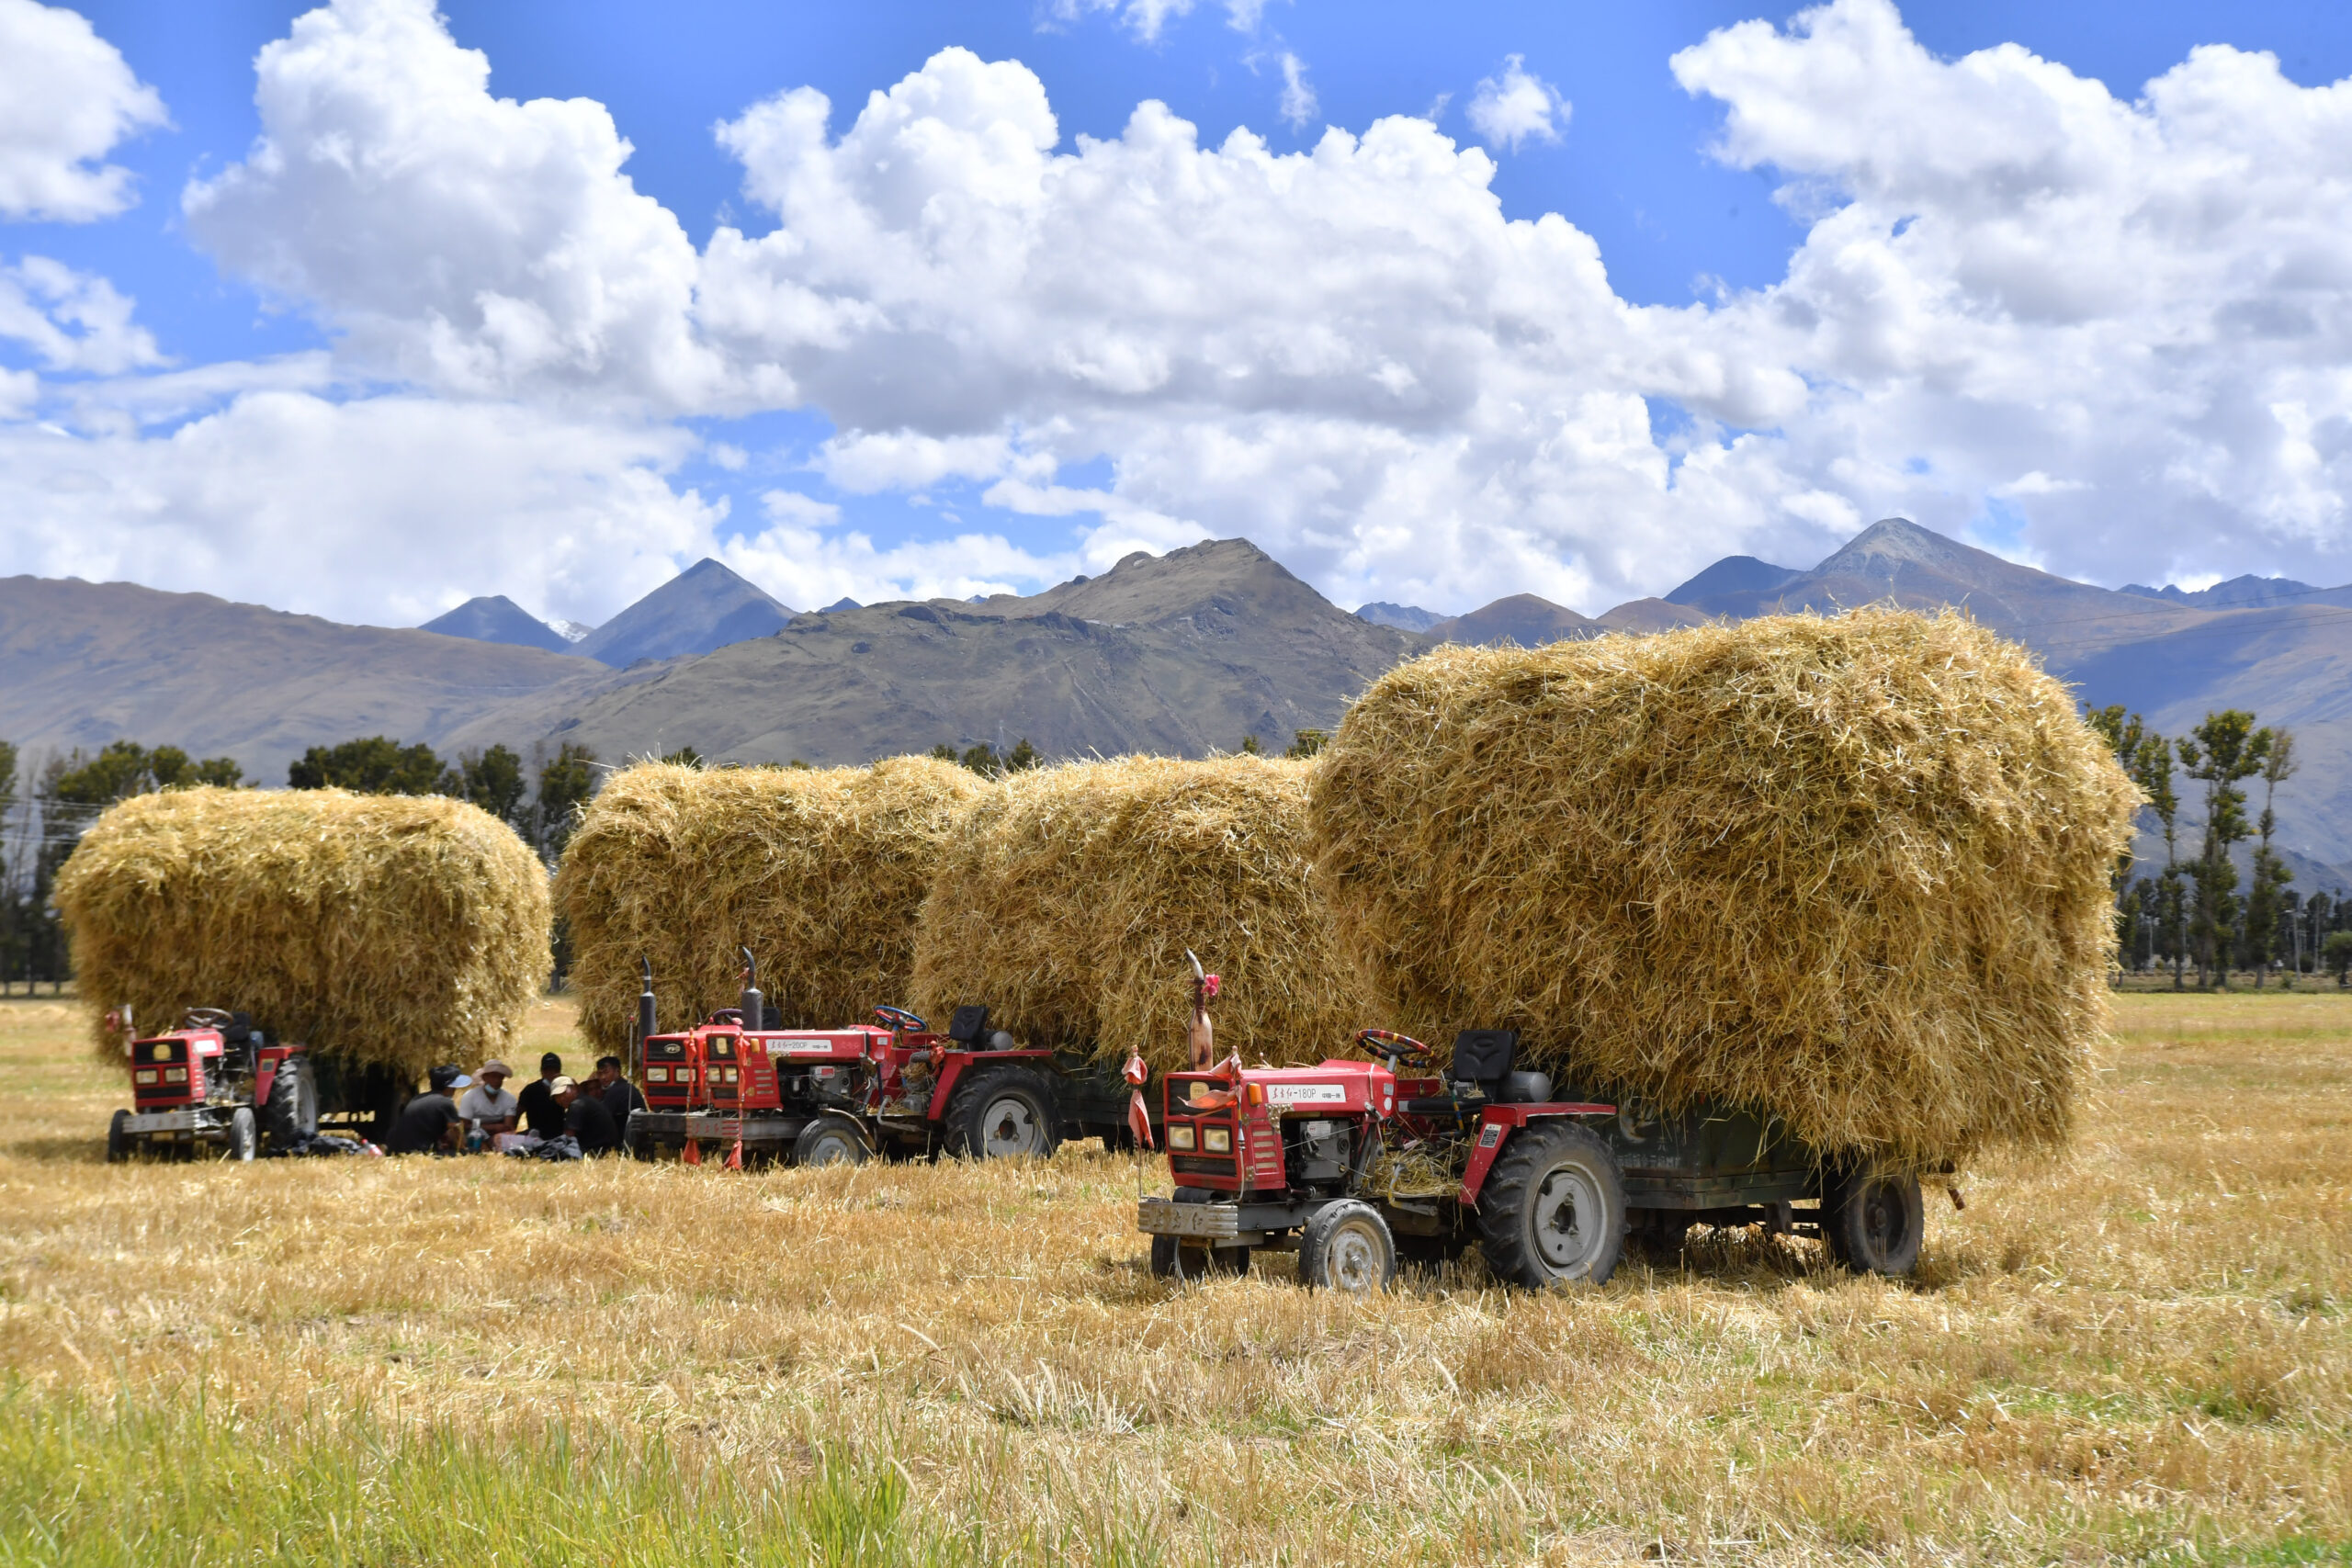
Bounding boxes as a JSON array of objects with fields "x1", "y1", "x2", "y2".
[{"x1": 456, "y1": 1059, "x2": 520, "y2": 1147}]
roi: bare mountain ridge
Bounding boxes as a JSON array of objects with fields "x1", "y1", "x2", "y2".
[
  {"x1": 420, "y1": 594, "x2": 572, "y2": 653},
  {"x1": 0, "y1": 575, "x2": 615, "y2": 784},
  {"x1": 571, "y1": 558, "x2": 794, "y2": 668},
  {"x1": 471, "y1": 539, "x2": 1423, "y2": 765}
]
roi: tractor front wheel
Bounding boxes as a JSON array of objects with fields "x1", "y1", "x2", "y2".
[
  {"x1": 107, "y1": 1109, "x2": 133, "y2": 1164},
  {"x1": 1476, "y1": 1122, "x2": 1627, "y2": 1289},
  {"x1": 1148, "y1": 1187, "x2": 1250, "y2": 1280},
  {"x1": 793, "y1": 1114, "x2": 870, "y2": 1167},
  {"x1": 1822, "y1": 1167, "x2": 1923, "y2": 1276},
  {"x1": 948, "y1": 1068, "x2": 1059, "y2": 1161},
  {"x1": 227, "y1": 1106, "x2": 258, "y2": 1163},
  {"x1": 1299, "y1": 1200, "x2": 1397, "y2": 1293}
]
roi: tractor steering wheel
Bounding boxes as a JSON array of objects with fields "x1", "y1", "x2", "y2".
[
  {"x1": 1355, "y1": 1028, "x2": 1433, "y2": 1066},
  {"x1": 180, "y1": 1007, "x2": 234, "y2": 1031},
  {"x1": 873, "y1": 1005, "x2": 929, "y2": 1033}
]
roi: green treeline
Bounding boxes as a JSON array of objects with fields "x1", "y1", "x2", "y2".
[{"x1": 2088, "y1": 705, "x2": 2352, "y2": 987}]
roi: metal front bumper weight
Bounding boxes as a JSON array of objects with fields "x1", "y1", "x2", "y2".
[{"x1": 123, "y1": 1110, "x2": 215, "y2": 1135}]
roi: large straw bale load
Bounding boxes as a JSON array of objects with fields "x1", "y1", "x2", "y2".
[
  {"x1": 557, "y1": 756, "x2": 981, "y2": 1055},
  {"x1": 56, "y1": 787, "x2": 550, "y2": 1080},
  {"x1": 1311, "y1": 610, "x2": 2140, "y2": 1166},
  {"x1": 910, "y1": 756, "x2": 1369, "y2": 1069}
]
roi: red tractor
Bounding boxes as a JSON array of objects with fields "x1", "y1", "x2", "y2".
[
  {"x1": 106, "y1": 1007, "x2": 322, "y2": 1162},
  {"x1": 1137, "y1": 1027, "x2": 1928, "y2": 1291}
]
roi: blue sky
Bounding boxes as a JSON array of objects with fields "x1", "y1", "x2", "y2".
[{"x1": 6, "y1": 0, "x2": 2352, "y2": 626}]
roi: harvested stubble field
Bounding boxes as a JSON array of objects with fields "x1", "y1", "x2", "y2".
[{"x1": 1, "y1": 994, "x2": 2348, "y2": 1565}]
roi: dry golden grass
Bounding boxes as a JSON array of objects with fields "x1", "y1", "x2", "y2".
[{"x1": 3, "y1": 990, "x2": 2349, "y2": 1563}]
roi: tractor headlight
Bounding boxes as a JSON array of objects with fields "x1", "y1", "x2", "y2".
[
  {"x1": 646, "y1": 1066, "x2": 668, "y2": 1083},
  {"x1": 723, "y1": 1066, "x2": 739, "y2": 1084},
  {"x1": 164, "y1": 1066, "x2": 187, "y2": 1084},
  {"x1": 1203, "y1": 1126, "x2": 1231, "y2": 1153},
  {"x1": 134, "y1": 1068, "x2": 157, "y2": 1086},
  {"x1": 1168, "y1": 1123, "x2": 1195, "y2": 1150}
]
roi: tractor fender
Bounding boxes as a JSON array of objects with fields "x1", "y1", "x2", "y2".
[
  {"x1": 924, "y1": 1048, "x2": 1057, "y2": 1124},
  {"x1": 1459, "y1": 1102, "x2": 1617, "y2": 1203},
  {"x1": 250, "y1": 1042, "x2": 309, "y2": 1111}
]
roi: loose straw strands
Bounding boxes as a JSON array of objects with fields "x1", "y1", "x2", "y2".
[
  {"x1": 557, "y1": 757, "x2": 981, "y2": 1054},
  {"x1": 56, "y1": 787, "x2": 549, "y2": 1080},
  {"x1": 910, "y1": 756, "x2": 1370, "y2": 1072},
  {"x1": 1311, "y1": 609, "x2": 2140, "y2": 1166}
]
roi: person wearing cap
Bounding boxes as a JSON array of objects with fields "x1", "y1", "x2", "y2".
[
  {"x1": 388, "y1": 1066, "x2": 471, "y2": 1155},
  {"x1": 515, "y1": 1052, "x2": 567, "y2": 1139},
  {"x1": 557, "y1": 1075, "x2": 620, "y2": 1156},
  {"x1": 457, "y1": 1059, "x2": 520, "y2": 1150}
]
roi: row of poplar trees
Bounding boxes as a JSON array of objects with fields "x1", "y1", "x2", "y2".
[
  {"x1": 2089, "y1": 706, "x2": 2352, "y2": 987},
  {"x1": 0, "y1": 735, "x2": 598, "y2": 991}
]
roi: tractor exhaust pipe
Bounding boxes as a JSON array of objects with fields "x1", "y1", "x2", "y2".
[
  {"x1": 739, "y1": 946, "x2": 764, "y2": 1032},
  {"x1": 636, "y1": 956, "x2": 657, "y2": 1066}
]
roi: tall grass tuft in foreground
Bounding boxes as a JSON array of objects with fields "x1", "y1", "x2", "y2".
[{"x1": 0, "y1": 1384, "x2": 983, "y2": 1567}]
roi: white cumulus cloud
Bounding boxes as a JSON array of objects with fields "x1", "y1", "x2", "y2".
[
  {"x1": 26, "y1": 0, "x2": 2352, "y2": 628},
  {"x1": 1465, "y1": 54, "x2": 1567, "y2": 152},
  {"x1": 0, "y1": 390, "x2": 724, "y2": 627},
  {"x1": 0, "y1": 0, "x2": 166, "y2": 221},
  {"x1": 183, "y1": 0, "x2": 717, "y2": 408},
  {"x1": 1672, "y1": 0, "x2": 2352, "y2": 586},
  {"x1": 0, "y1": 256, "x2": 165, "y2": 374}
]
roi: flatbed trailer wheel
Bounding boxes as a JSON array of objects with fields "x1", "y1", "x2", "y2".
[
  {"x1": 1299, "y1": 1200, "x2": 1397, "y2": 1292},
  {"x1": 1476, "y1": 1122, "x2": 1628, "y2": 1288},
  {"x1": 1823, "y1": 1167, "x2": 1923, "y2": 1276},
  {"x1": 794, "y1": 1113, "x2": 870, "y2": 1167},
  {"x1": 107, "y1": 1109, "x2": 133, "y2": 1164},
  {"x1": 1148, "y1": 1187, "x2": 1250, "y2": 1280},
  {"x1": 949, "y1": 1067, "x2": 1059, "y2": 1160},
  {"x1": 227, "y1": 1107, "x2": 258, "y2": 1163}
]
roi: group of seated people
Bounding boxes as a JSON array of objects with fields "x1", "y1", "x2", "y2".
[{"x1": 386, "y1": 1051, "x2": 648, "y2": 1156}]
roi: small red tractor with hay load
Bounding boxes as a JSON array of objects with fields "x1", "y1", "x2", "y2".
[
  {"x1": 105, "y1": 1007, "x2": 320, "y2": 1161},
  {"x1": 1138, "y1": 1026, "x2": 1928, "y2": 1290},
  {"x1": 622, "y1": 951, "x2": 1162, "y2": 1165}
]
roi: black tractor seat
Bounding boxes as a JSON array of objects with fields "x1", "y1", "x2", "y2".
[{"x1": 1398, "y1": 1030, "x2": 1554, "y2": 1118}]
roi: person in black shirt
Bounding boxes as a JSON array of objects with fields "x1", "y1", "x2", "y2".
[
  {"x1": 388, "y1": 1066, "x2": 470, "y2": 1155},
  {"x1": 514, "y1": 1052, "x2": 566, "y2": 1139},
  {"x1": 558, "y1": 1076, "x2": 620, "y2": 1155},
  {"x1": 596, "y1": 1055, "x2": 646, "y2": 1130}
]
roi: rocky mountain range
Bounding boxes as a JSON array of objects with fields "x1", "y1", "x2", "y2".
[{"x1": 7, "y1": 518, "x2": 2352, "y2": 882}]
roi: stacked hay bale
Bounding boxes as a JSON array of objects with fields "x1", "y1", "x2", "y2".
[
  {"x1": 910, "y1": 756, "x2": 1368, "y2": 1069},
  {"x1": 1311, "y1": 609, "x2": 2140, "y2": 1166},
  {"x1": 557, "y1": 756, "x2": 980, "y2": 1055},
  {"x1": 56, "y1": 787, "x2": 550, "y2": 1081}
]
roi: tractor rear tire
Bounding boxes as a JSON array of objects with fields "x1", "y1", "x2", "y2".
[
  {"x1": 227, "y1": 1106, "x2": 258, "y2": 1162},
  {"x1": 1148, "y1": 1187, "x2": 1250, "y2": 1280},
  {"x1": 1822, "y1": 1167, "x2": 1923, "y2": 1276},
  {"x1": 1476, "y1": 1121, "x2": 1627, "y2": 1289},
  {"x1": 1299, "y1": 1200, "x2": 1398, "y2": 1293},
  {"x1": 107, "y1": 1109, "x2": 133, "y2": 1164},
  {"x1": 793, "y1": 1114, "x2": 870, "y2": 1167},
  {"x1": 264, "y1": 1055, "x2": 319, "y2": 1147},
  {"x1": 948, "y1": 1068, "x2": 1059, "y2": 1161}
]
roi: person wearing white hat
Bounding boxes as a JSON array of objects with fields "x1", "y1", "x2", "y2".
[{"x1": 457, "y1": 1059, "x2": 520, "y2": 1151}]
